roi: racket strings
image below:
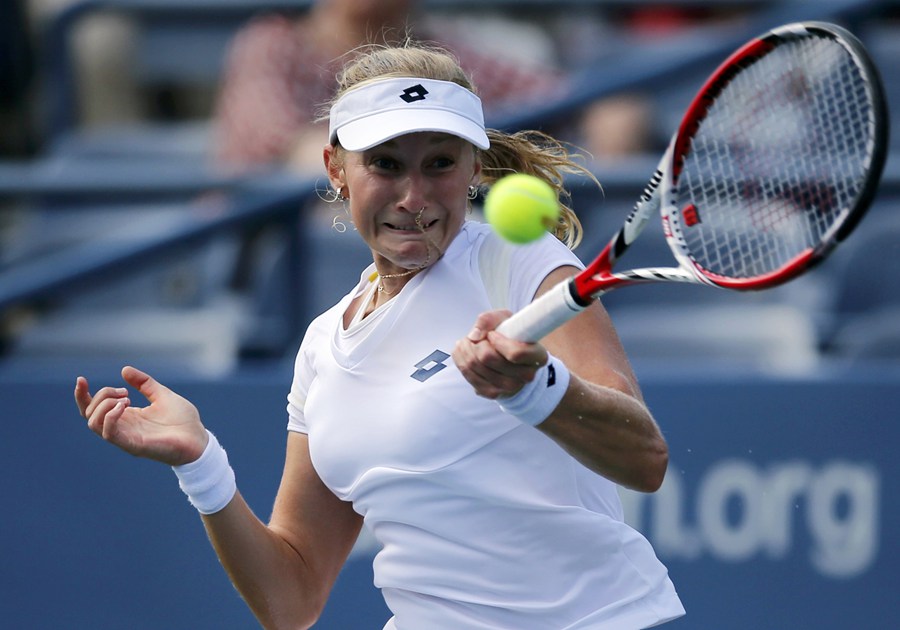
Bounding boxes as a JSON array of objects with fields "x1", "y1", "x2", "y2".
[{"x1": 676, "y1": 35, "x2": 875, "y2": 279}]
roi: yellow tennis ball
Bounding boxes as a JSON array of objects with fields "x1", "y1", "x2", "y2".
[{"x1": 484, "y1": 174, "x2": 560, "y2": 244}]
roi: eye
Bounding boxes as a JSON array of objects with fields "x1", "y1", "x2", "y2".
[
  {"x1": 370, "y1": 155, "x2": 399, "y2": 171},
  {"x1": 429, "y1": 155, "x2": 455, "y2": 169}
]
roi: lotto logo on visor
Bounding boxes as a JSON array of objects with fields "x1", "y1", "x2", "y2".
[
  {"x1": 399, "y1": 84, "x2": 429, "y2": 103},
  {"x1": 329, "y1": 77, "x2": 490, "y2": 151}
]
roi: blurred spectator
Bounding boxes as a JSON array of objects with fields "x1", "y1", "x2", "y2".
[
  {"x1": 26, "y1": 0, "x2": 667, "y2": 166},
  {"x1": 1, "y1": 0, "x2": 37, "y2": 157},
  {"x1": 549, "y1": 2, "x2": 751, "y2": 165},
  {"x1": 579, "y1": 93, "x2": 655, "y2": 162},
  {"x1": 28, "y1": 0, "x2": 144, "y2": 131},
  {"x1": 212, "y1": 0, "x2": 568, "y2": 173}
]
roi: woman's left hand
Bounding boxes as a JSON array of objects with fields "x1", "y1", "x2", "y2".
[{"x1": 75, "y1": 366, "x2": 209, "y2": 466}]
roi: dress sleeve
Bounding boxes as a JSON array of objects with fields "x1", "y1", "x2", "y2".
[
  {"x1": 286, "y1": 333, "x2": 316, "y2": 434},
  {"x1": 478, "y1": 230, "x2": 583, "y2": 313}
]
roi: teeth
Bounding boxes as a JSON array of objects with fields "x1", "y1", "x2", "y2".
[
  {"x1": 385, "y1": 219, "x2": 437, "y2": 232},
  {"x1": 388, "y1": 221, "x2": 432, "y2": 230}
]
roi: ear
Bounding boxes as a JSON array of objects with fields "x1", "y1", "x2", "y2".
[
  {"x1": 323, "y1": 144, "x2": 346, "y2": 193},
  {"x1": 470, "y1": 157, "x2": 483, "y2": 187}
]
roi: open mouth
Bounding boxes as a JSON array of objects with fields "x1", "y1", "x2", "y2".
[{"x1": 385, "y1": 218, "x2": 438, "y2": 232}]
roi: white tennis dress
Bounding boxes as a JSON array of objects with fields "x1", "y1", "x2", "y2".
[{"x1": 287, "y1": 221, "x2": 684, "y2": 629}]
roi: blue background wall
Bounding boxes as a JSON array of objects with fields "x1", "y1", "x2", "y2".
[
  {"x1": 2, "y1": 366, "x2": 897, "y2": 629},
  {"x1": 2, "y1": 1, "x2": 897, "y2": 627}
]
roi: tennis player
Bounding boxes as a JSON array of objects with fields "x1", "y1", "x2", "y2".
[{"x1": 75, "y1": 42, "x2": 685, "y2": 629}]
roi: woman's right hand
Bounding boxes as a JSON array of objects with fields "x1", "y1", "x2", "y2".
[{"x1": 75, "y1": 366, "x2": 209, "y2": 466}]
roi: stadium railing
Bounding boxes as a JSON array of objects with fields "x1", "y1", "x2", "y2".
[{"x1": 1, "y1": 0, "x2": 896, "y2": 373}]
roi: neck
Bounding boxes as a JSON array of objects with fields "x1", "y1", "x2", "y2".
[{"x1": 356, "y1": 267, "x2": 415, "y2": 320}]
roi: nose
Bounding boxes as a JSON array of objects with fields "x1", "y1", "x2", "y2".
[{"x1": 398, "y1": 172, "x2": 430, "y2": 213}]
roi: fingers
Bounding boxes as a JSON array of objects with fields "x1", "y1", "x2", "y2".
[
  {"x1": 487, "y1": 330, "x2": 548, "y2": 367},
  {"x1": 75, "y1": 373, "x2": 131, "y2": 436},
  {"x1": 453, "y1": 347, "x2": 524, "y2": 399},
  {"x1": 121, "y1": 365, "x2": 160, "y2": 402},
  {"x1": 74, "y1": 376, "x2": 92, "y2": 418},
  {"x1": 100, "y1": 398, "x2": 130, "y2": 441},
  {"x1": 454, "y1": 313, "x2": 547, "y2": 399},
  {"x1": 466, "y1": 309, "x2": 548, "y2": 366},
  {"x1": 82, "y1": 388, "x2": 130, "y2": 437},
  {"x1": 77, "y1": 382, "x2": 127, "y2": 418},
  {"x1": 465, "y1": 309, "x2": 548, "y2": 363},
  {"x1": 465, "y1": 309, "x2": 512, "y2": 342}
]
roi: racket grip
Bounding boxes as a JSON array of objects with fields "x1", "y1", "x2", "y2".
[{"x1": 496, "y1": 278, "x2": 587, "y2": 342}]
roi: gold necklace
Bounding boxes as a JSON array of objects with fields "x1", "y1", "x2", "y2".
[{"x1": 377, "y1": 267, "x2": 421, "y2": 294}]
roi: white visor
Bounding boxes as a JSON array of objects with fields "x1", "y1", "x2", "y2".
[{"x1": 329, "y1": 77, "x2": 490, "y2": 151}]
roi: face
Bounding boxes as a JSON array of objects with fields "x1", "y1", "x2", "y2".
[{"x1": 327, "y1": 132, "x2": 481, "y2": 276}]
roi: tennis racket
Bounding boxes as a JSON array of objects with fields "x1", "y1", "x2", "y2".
[{"x1": 497, "y1": 21, "x2": 889, "y2": 343}]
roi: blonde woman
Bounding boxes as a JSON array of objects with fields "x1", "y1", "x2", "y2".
[{"x1": 76, "y1": 43, "x2": 684, "y2": 629}]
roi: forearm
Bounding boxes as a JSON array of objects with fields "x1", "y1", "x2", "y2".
[
  {"x1": 199, "y1": 493, "x2": 325, "y2": 630},
  {"x1": 181, "y1": 432, "x2": 362, "y2": 630},
  {"x1": 538, "y1": 371, "x2": 668, "y2": 492},
  {"x1": 537, "y1": 296, "x2": 668, "y2": 492}
]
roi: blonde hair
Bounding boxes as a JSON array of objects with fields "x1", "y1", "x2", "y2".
[{"x1": 323, "y1": 42, "x2": 598, "y2": 249}]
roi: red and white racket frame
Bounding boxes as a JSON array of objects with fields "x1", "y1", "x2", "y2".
[{"x1": 497, "y1": 22, "x2": 888, "y2": 343}]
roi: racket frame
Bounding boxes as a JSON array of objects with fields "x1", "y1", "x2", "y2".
[{"x1": 497, "y1": 21, "x2": 888, "y2": 343}]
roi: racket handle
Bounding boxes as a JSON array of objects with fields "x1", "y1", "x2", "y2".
[{"x1": 496, "y1": 278, "x2": 587, "y2": 342}]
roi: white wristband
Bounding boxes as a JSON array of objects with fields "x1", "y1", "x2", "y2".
[
  {"x1": 172, "y1": 430, "x2": 236, "y2": 515},
  {"x1": 499, "y1": 354, "x2": 570, "y2": 427}
]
